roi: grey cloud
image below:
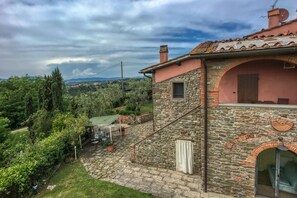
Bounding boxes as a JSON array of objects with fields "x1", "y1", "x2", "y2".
[{"x1": 0, "y1": 0, "x2": 296, "y2": 78}]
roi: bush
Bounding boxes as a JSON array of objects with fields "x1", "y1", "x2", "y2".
[
  {"x1": 0, "y1": 132, "x2": 68, "y2": 197},
  {"x1": 103, "y1": 140, "x2": 114, "y2": 147},
  {"x1": 0, "y1": 114, "x2": 89, "y2": 197},
  {"x1": 0, "y1": 117, "x2": 10, "y2": 143}
]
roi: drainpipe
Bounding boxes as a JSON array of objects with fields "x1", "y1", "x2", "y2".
[
  {"x1": 143, "y1": 73, "x2": 152, "y2": 79},
  {"x1": 143, "y1": 72, "x2": 154, "y2": 131},
  {"x1": 202, "y1": 58, "x2": 208, "y2": 193}
]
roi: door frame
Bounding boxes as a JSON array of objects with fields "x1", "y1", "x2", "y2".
[{"x1": 255, "y1": 146, "x2": 289, "y2": 198}]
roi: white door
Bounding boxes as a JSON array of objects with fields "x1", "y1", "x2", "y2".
[{"x1": 176, "y1": 140, "x2": 193, "y2": 174}]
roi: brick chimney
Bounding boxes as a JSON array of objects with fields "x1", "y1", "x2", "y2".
[
  {"x1": 159, "y1": 45, "x2": 168, "y2": 63},
  {"x1": 268, "y1": 8, "x2": 281, "y2": 28}
]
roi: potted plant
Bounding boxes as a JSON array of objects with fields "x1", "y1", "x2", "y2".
[{"x1": 104, "y1": 140, "x2": 115, "y2": 152}]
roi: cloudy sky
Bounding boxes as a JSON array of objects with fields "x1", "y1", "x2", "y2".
[{"x1": 0, "y1": 0, "x2": 296, "y2": 79}]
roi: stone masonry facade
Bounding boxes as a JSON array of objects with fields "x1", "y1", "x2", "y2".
[
  {"x1": 153, "y1": 69, "x2": 201, "y2": 130},
  {"x1": 207, "y1": 106, "x2": 297, "y2": 197},
  {"x1": 202, "y1": 55, "x2": 297, "y2": 197},
  {"x1": 132, "y1": 54, "x2": 297, "y2": 197},
  {"x1": 134, "y1": 110, "x2": 201, "y2": 173},
  {"x1": 133, "y1": 69, "x2": 202, "y2": 174}
]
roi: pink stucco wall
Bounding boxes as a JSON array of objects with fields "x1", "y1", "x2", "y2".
[
  {"x1": 155, "y1": 59, "x2": 201, "y2": 83},
  {"x1": 219, "y1": 60, "x2": 297, "y2": 104}
]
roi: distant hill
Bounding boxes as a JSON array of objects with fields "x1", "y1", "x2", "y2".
[
  {"x1": 0, "y1": 76, "x2": 143, "y2": 84},
  {"x1": 65, "y1": 77, "x2": 122, "y2": 84}
]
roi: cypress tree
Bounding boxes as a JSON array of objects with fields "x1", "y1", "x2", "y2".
[
  {"x1": 24, "y1": 93, "x2": 34, "y2": 119},
  {"x1": 38, "y1": 75, "x2": 53, "y2": 111},
  {"x1": 51, "y1": 68, "x2": 64, "y2": 111}
]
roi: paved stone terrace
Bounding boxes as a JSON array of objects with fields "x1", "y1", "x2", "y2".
[{"x1": 80, "y1": 122, "x2": 232, "y2": 198}]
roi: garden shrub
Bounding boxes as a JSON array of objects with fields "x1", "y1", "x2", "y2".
[{"x1": 0, "y1": 132, "x2": 68, "y2": 198}]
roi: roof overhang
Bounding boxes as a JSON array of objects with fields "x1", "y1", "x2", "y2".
[
  {"x1": 191, "y1": 46, "x2": 297, "y2": 59},
  {"x1": 139, "y1": 54, "x2": 190, "y2": 74}
]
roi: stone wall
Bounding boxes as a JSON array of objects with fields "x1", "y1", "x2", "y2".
[
  {"x1": 134, "y1": 109, "x2": 202, "y2": 173},
  {"x1": 153, "y1": 69, "x2": 201, "y2": 130},
  {"x1": 207, "y1": 105, "x2": 297, "y2": 197},
  {"x1": 133, "y1": 69, "x2": 202, "y2": 173},
  {"x1": 121, "y1": 113, "x2": 153, "y2": 125}
]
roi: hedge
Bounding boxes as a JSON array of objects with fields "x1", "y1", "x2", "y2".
[{"x1": 0, "y1": 132, "x2": 69, "y2": 198}]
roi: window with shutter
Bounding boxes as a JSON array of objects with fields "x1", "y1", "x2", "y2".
[{"x1": 238, "y1": 74, "x2": 258, "y2": 103}]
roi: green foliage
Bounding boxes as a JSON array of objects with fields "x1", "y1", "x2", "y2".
[
  {"x1": 0, "y1": 112, "x2": 90, "y2": 197},
  {"x1": 54, "y1": 114, "x2": 89, "y2": 146},
  {"x1": 0, "y1": 130, "x2": 31, "y2": 167},
  {"x1": 51, "y1": 68, "x2": 64, "y2": 111},
  {"x1": 0, "y1": 111, "x2": 88, "y2": 197},
  {"x1": 0, "y1": 76, "x2": 42, "y2": 129},
  {"x1": 67, "y1": 83, "x2": 100, "y2": 96},
  {"x1": 0, "y1": 130, "x2": 32, "y2": 167},
  {"x1": 24, "y1": 93, "x2": 34, "y2": 119},
  {"x1": 38, "y1": 75, "x2": 53, "y2": 112},
  {"x1": 30, "y1": 68, "x2": 64, "y2": 141},
  {"x1": 31, "y1": 109, "x2": 53, "y2": 139},
  {"x1": 52, "y1": 113, "x2": 72, "y2": 133},
  {"x1": 103, "y1": 140, "x2": 114, "y2": 147},
  {"x1": 0, "y1": 132, "x2": 68, "y2": 197},
  {"x1": 38, "y1": 68, "x2": 64, "y2": 112},
  {"x1": 0, "y1": 76, "x2": 154, "y2": 197},
  {"x1": 0, "y1": 117, "x2": 10, "y2": 143},
  {"x1": 140, "y1": 103, "x2": 153, "y2": 114},
  {"x1": 125, "y1": 78, "x2": 152, "y2": 115},
  {"x1": 73, "y1": 83, "x2": 122, "y2": 118}
]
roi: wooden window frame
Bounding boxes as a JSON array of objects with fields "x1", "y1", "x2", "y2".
[{"x1": 172, "y1": 81, "x2": 186, "y2": 100}]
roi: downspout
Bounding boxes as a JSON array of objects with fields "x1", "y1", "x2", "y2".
[
  {"x1": 143, "y1": 72, "x2": 155, "y2": 131},
  {"x1": 143, "y1": 73, "x2": 152, "y2": 79},
  {"x1": 202, "y1": 58, "x2": 208, "y2": 193}
]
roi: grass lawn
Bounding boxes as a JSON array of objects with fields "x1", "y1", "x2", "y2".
[
  {"x1": 140, "y1": 103, "x2": 152, "y2": 114},
  {"x1": 35, "y1": 162, "x2": 152, "y2": 198},
  {"x1": 114, "y1": 103, "x2": 152, "y2": 115}
]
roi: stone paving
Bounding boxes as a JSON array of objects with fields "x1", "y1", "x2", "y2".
[{"x1": 80, "y1": 122, "x2": 232, "y2": 198}]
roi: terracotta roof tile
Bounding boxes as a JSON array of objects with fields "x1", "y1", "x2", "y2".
[
  {"x1": 189, "y1": 41, "x2": 213, "y2": 54},
  {"x1": 190, "y1": 34, "x2": 297, "y2": 55},
  {"x1": 288, "y1": 41, "x2": 297, "y2": 46},
  {"x1": 141, "y1": 33, "x2": 297, "y2": 73},
  {"x1": 245, "y1": 18, "x2": 297, "y2": 38}
]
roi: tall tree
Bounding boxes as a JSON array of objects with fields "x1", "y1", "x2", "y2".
[
  {"x1": 38, "y1": 75, "x2": 53, "y2": 111},
  {"x1": 125, "y1": 78, "x2": 152, "y2": 114},
  {"x1": 0, "y1": 76, "x2": 42, "y2": 129},
  {"x1": 24, "y1": 93, "x2": 34, "y2": 119},
  {"x1": 31, "y1": 109, "x2": 53, "y2": 138},
  {"x1": 0, "y1": 117, "x2": 10, "y2": 143},
  {"x1": 51, "y1": 68, "x2": 64, "y2": 112}
]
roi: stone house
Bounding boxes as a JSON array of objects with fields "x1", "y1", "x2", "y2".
[{"x1": 130, "y1": 8, "x2": 297, "y2": 198}]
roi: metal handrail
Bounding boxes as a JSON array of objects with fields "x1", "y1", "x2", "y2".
[{"x1": 130, "y1": 105, "x2": 200, "y2": 162}]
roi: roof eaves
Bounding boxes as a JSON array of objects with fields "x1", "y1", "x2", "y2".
[
  {"x1": 139, "y1": 54, "x2": 191, "y2": 73},
  {"x1": 190, "y1": 46, "x2": 297, "y2": 59}
]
